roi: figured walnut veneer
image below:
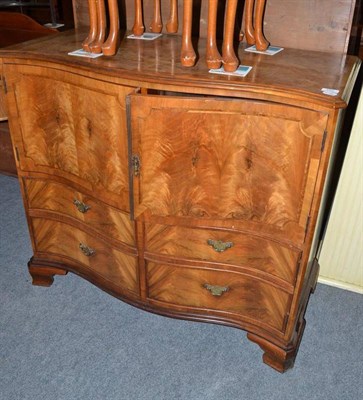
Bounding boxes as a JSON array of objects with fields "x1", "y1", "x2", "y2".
[
  {"x1": 130, "y1": 95, "x2": 327, "y2": 247},
  {"x1": 1, "y1": 30, "x2": 360, "y2": 373}
]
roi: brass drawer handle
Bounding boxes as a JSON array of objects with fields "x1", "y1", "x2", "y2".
[
  {"x1": 73, "y1": 199, "x2": 91, "y2": 214},
  {"x1": 207, "y1": 239, "x2": 234, "y2": 253},
  {"x1": 79, "y1": 243, "x2": 96, "y2": 257},
  {"x1": 203, "y1": 283, "x2": 229, "y2": 297}
]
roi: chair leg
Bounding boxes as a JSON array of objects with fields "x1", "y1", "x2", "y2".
[
  {"x1": 206, "y1": 0, "x2": 222, "y2": 69},
  {"x1": 133, "y1": 0, "x2": 145, "y2": 36},
  {"x1": 254, "y1": 0, "x2": 269, "y2": 51},
  {"x1": 89, "y1": 0, "x2": 106, "y2": 53},
  {"x1": 181, "y1": 0, "x2": 196, "y2": 67},
  {"x1": 102, "y1": 0, "x2": 120, "y2": 56},
  {"x1": 166, "y1": 0, "x2": 178, "y2": 33},
  {"x1": 243, "y1": 0, "x2": 255, "y2": 45},
  {"x1": 82, "y1": 0, "x2": 98, "y2": 52},
  {"x1": 150, "y1": 0, "x2": 163, "y2": 33},
  {"x1": 222, "y1": 0, "x2": 239, "y2": 72}
]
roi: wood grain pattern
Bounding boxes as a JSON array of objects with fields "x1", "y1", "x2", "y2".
[
  {"x1": 25, "y1": 179, "x2": 135, "y2": 246},
  {"x1": 32, "y1": 218, "x2": 138, "y2": 294},
  {"x1": 130, "y1": 95, "x2": 328, "y2": 245},
  {"x1": 6, "y1": 65, "x2": 133, "y2": 209},
  {"x1": 147, "y1": 262, "x2": 291, "y2": 332},
  {"x1": 145, "y1": 224, "x2": 300, "y2": 286}
]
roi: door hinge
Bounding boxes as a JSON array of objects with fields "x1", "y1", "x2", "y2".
[
  {"x1": 304, "y1": 215, "x2": 311, "y2": 241},
  {"x1": 14, "y1": 146, "x2": 20, "y2": 162},
  {"x1": 2, "y1": 77, "x2": 7, "y2": 94},
  {"x1": 321, "y1": 129, "x2": 327, "y2": 152},
  {"x1": 132, "y1": 154, "x2": 141, "y2": 176}
]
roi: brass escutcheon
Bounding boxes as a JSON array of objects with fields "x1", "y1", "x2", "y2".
[
  {"x1": 79, "y1": 243, "x2": 96, "y2": 257},
  {"x1": 73, "y1": 199, "x2": 91, "y2": 214},
  {"x1": 207, "y1": 239, "x2": 234, "y2": 252},
  {"x1": 203, "y1": 283, "x2": 230, "y2": 297}
]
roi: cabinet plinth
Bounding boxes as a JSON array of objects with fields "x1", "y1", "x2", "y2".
[{"x1": 1, "y1": 31, "x2": 360, "y2": 373}]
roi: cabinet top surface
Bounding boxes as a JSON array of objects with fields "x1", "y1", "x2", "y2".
[{"x1": 0, "y1": 29, "x2": 360, "y2": 108}]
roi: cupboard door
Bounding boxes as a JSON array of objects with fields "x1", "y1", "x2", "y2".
[
  {"x1": 129, "y1": 95, "x2": 328, "y2": 245},
  {"x1": 5, "y1": 64, "x2": 134, "y2": 210}
]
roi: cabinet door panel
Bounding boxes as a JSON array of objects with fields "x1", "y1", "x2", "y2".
[
  {"x1": 130, "y1": 95, "x2": 328, "y2": 244},
  {"x1": 5, "y1": 65, "x2": 134, "y2": 209}
]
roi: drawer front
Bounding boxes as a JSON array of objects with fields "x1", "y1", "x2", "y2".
[
  {"x1": 32, "y1": 218, "x2": 138, "y2": 294},
  {"x1": 147, "y1": 262, "x2": 291, "y2": 332},
  {"x1": 146, "y1": 224, "x2": 300, "y2": 286},
  {"x1": 25, "y1": 179, "x2": 135, "y2": 246}
]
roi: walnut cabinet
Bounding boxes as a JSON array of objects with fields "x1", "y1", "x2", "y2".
[{"x1": 1, "y1": 31, "x2": 360, "y2": 372}]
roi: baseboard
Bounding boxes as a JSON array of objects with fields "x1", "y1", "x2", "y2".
[{"x1": 318, "y1": 276, "x2": 363, "y2": 294}]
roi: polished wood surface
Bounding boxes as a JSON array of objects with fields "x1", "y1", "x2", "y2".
[
  {"x1": 72, "y1": 0, "x2": 356, "y2": 53},
  {"x1": 0, "y1": 30, "x2": 358, "y2": 109},
  {"x1": 1, "y1": 28, "x2": 360, "y2": 373}
]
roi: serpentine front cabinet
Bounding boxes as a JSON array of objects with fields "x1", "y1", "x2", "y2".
[{"x1": 1, "y1": 31, "x2": 360, "y2": 372}]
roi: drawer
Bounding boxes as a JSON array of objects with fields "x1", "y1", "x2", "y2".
[
  {"x1": 25, "y1": 179, "x2": 134, "y2": 246},
  {"x1": 145, "y1": 224, "x2": 300, "y2": 285},
  {"x1": 32, "y1": 218, "x2": 138, "y2": 294},
  {"x1": 147, "y1": 262, "x2": 291, "y2": 332}
]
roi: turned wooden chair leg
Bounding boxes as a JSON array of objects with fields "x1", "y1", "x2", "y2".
[
  {"x1": 243, "y1": 0, "x2": 256, "y2": 45},
  {"x1": 150, "y1": 0, "x2": 163, "y2": 33},
  {"x1": 89, "y1": 0, "x2": 106, "y2": 53},
  {"x1": 102, "y1": 0, "x2": 120, "y2": 56},
  {"x1": 82, "y1": 0, "x2": 98, "y2": 52},
  {"x1": 181, "y1": 0, "x2": 196, "y2": 67},
  {"x1": 166, "y1": 0, "x2": 178, "y2": 33},
  {"x1": 222, "y1": 0, "x2": 239, "y2": 72},
  {"x1": 206, "y1": 0, "x2": 222, "y2": 69},
  {"x1": 254, "y1": 0, "x2": 269, "y2": 51},
  {"x1": 133, "y1": 0, "x2": 145, "y2": 36}
]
